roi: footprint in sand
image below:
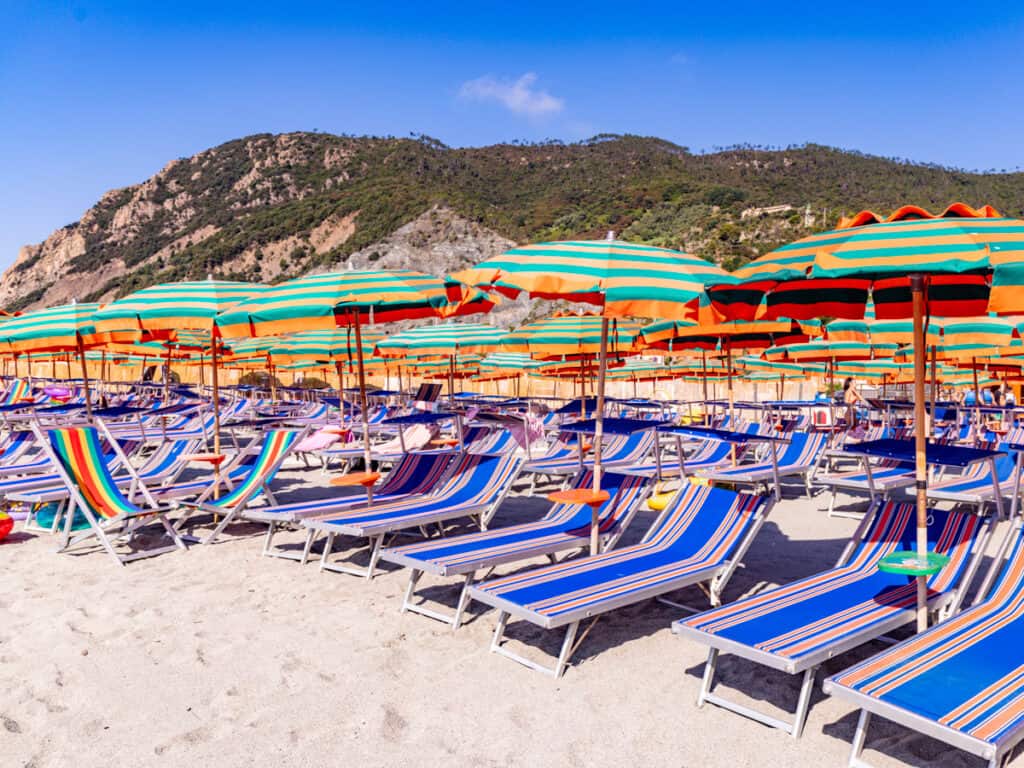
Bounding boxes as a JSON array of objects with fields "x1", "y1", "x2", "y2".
[{"x1": 2, "y1": 715, "x2": 21, "y2": 733}]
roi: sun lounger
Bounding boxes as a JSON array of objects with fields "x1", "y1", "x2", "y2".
[
  {"x1": 243, "y1": 451, "x2": 456, "y2": 560},
  {"x1": 700, "y1": 431, "x2": 827, "y2": 499},
  {"x1": 382, "y1": 470, "x2": 651, "y2": 628},
  {"x1": 469, "y1": 484, "x2": 774, "y2": 677},
  {"x1": 823, "y1": 520, "x2": 1024, "y2": 768},
  {"x1": 925, "y1": 449, "x2": 1020, "y2": 516},
  {"x1": 302, "y1": 451, "x2": 522, "y2": 579},
  {"x1": 674, "y1": 499, "x2": 991, "y2": 738},
  {"x1": 31, "y1": 423, "x2": 186, "y2": 566}
]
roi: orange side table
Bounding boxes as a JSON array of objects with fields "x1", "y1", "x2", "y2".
[
  {"x1": 547, "y1": 488, "x2": 609, "y2": 507},
  {"x1": 183, "y1": 453, "x2": 227, "y2": 467},
  {"x1": 330, "y1": 471, "x2": 381, "y2": 488}
]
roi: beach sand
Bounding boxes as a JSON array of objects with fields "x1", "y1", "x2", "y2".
[{"x1": 1, "y1": 468, "x2": 1006, "y2": 768}]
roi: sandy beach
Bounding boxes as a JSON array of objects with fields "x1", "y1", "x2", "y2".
[{"x1": 1, "y1": 468, "x2": 1004, "y2": 768}]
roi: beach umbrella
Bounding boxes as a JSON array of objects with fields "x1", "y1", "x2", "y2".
[
  {"x1": 216, "y1": 270, "x2": 494, "y2": 499},
  {"x1": 0, "y1": 301, "x2": 112, "y2": 418},
  {"x1": 376, "y1": 322, "x2": 506, "y2": 405},
  {"x1": 95, "y1": 279, "x2": 266, "y2": 462},
  {"x1": 502, "y1": 311, "x2": 646, "y2": 360},
  {"x1": 708, "y1": 202, "x2": 1024, "y2": 631},
  {"x1": 454, "y1": 236, "x2": 733, "y2": 554},
  {"x1": 642, "y1": 315, "x2": 822, "y2": 419}
]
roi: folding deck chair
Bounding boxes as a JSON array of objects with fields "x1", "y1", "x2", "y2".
[
  {"x1": 172, "y1": 427, "x2": 308, "y2": 544},
  {"x1": 925, "y1": 449, "x2": 1020, "y2": 517},
  {"x1": 674, "y1": 499, "x2": 991, "y2": 738},
  {"x1": 382, "y1": 470, "x2": 651, "y2": 628},
  {"x1": 243, "y1": 451, "x2": 456, "y2": 560},
  {"x1": 301, "y1": 452, "x2": 522, "y2": 579},
  {"x1": 700, "y1": 431, "x2": 827, "y2": 500},
  {"x1": 824, "y1": 521, "x2": 1024, "y2": 768},
  {"x1": 469, "y1": 484, "x2": 774, "y2": 677},
  {"x1": 32, "y1": 424, "x2": 185, "y2": 566}
]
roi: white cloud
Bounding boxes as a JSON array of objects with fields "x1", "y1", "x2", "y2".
[{"x1": 459, "y1": 73, "x2": 564, "y2": 117}]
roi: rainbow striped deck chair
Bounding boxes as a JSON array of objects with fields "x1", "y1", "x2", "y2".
[
  {"x1": 675, "y1": 499, "x2": 991, "y2": 738},
  {"x1": 469, "y1": 484, "x2": 774, "y2": 677},
  {"x1": 382, "y1": 470, "x2": 651, "y2": 629},
  {"x1": 824, "y1": 521, "x2": 1024, "y2": 768},
  {"x1": 35, "y1": 424, "x2": 184, "y2": 566},
  {"x1": 302, "y1": 451, "x2": 523, "y2": 580},
  {"x1": 173, "y1": 427, "x2": 308, "y2": 545},
  {"x1": 2, "y1": 378, "x2": 32, "y2": 406},
  {"x1": 242, "y1": 451, "x2": 457, "y2": 561}
]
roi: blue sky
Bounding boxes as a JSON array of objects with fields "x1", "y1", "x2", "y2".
[{"x1": 2, "y1": 1, "x2": 1024, "y2": 270}]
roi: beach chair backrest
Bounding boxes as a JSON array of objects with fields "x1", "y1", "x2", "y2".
[
  {"x1": 48, "y1": 427, "x2": 140, "y2": 520},
  {"x1": 777, "y1": 431, "x2": 826, "y2": 466},
  {"x1": 560, "y1": 470, "x2": 650, "y2": 534},
  {"x1": 137, "y1": 439, "x2": 197, "y2": 479},
  {"x1": 0, "y1": 430, "x2": 32, "y2": 462},
  {"x1": 213, "y1": 429, "x2": 302, "y2": 509},
  {"x1": 431, "y1": 451, "x2": 521, "y2": 505},
  {"x1": 642, "y1": 485, "x2": 768, "y2": 558},
  {"x1": 413, "y1": 382, "x2": 442, "y2": 404},
  {"x1": 375, "y1": 451, "x2": 455, "y2": 496},
  {"x1": 2, "y1": 378, "x2": 31, "y2": 405},
  {"x1": 604, "y1": 430, "x2": 654, "y2": 462},
  {"x1": 843, "y1": 500, "x2": 984, "y2": 591}
]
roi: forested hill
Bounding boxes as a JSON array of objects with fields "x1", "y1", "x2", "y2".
[{"x1": 4, "y1": 131, "x2": 1022, "y2": 312}]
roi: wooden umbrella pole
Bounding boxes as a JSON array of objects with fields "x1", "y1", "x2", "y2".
[
  {"x1": 211, "y1": 335, "x2": 222, "y2": 500},
  {"x1": 353, "y1": 310, "x2": 374, "y2": 503},
  {"x1": 334, "y1": 361, "x2": 345, "y2": 426},
  {"x1": 911, "y1": 275, "x2": 929, "y2": 633},
  {"x1": 726, "y1": 344, "x2": 734, "y2": 422},
  {"x1": 76, "y1": 333, "x2": 93, "y2": 420},
  {"x1": 972, "y1": 358, "x2": 981, "y2": 431},
  {"x1": 701, "y1": 350, "x2": 709, "y2": 425},
  {"x1": 930, "y1": 344, "x2": 937, "y2": 436},
  {"x1": 590, "y1": 316, "x2": 611, "y2": 557}
]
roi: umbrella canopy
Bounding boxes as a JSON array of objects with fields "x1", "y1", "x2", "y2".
[
  {"x1": 0, "y1": 302, "x2": 104, "y2": 353},
  {"x1": 94, "y1": 280, "x2": 266, "y2": 335},
  {"x1": 217, "y1": 270, "x2": 493, "y2": 337},
  {"x1": 503, "y1": 312, "x2": 646, "y2": 360},
  {"x1": 453, "y1": 238, "x2": 732, "y2": 321},
  {"x1": 375, "y1": 322, "x2": 505, "y2": 358},
  {"x1": 0, "y1": 302, "x2": 112, "y2": 417},
  {"x1": 707, "y1": 202, "x2": 1024, "y2": 633},
  {"x1": 216, "y1": 269, "x2": 493, "y2": 499}
]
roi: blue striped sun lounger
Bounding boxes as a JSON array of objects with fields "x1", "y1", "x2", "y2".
[
  {"x1": 674, "y1": 499, "x2": 991, "y2": 738},
  {"x1": 700, "y1": 431, "x2": 828, "y2": 500},
  {"x1": 381, "y1": 470, "x2": 651, "y2": 628},
  {"x1": 924, "y1": 449, "x2": 1020, "y2": 516},
  {"x1": 302, "y1": 452, "x2": 523, "y2": 579},
  {"x1": 469, "y1": 484, "x2": 774, "y2": 677},
  {"x1": 823, "y1": 521, "x2": 1024, "y2": 768},
  {"x1": 523, "y1": 431, "x2": 652, "y2": 477},
  {"x1": 242, "y1": 451, "x2": 456, "y2": 561}
]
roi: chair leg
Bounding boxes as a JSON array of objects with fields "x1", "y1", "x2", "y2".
[
  {"x1": 452, "y1": 573, "x2": 475, "y2": 630},
  {"x1": 792, "y1": 667, "x2": 817, "y2": 739},
  {"x1": 553, "y1": 621, "x2": 580, "y2": 678},
  {"x1": 400, "y1": 569, "x2": 423, "y2": 615},
  {"x1": 697, "y1": 647, "x2": 718, "y2": 707},
  {"x1": 300, "y1": 528, "x2": 316, "y2": 564},
  {"x1": 318, "y1": 533, "x2": 336, "y2": 571},
  {"x1": 848, "y1": 709, "x2": 872, "y2": 768},
  {"x1": 490, "y1": 611, "x2": 510, "y2": 653}
]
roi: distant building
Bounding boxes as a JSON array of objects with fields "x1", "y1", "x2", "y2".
[{"x1": 740, "y1": 204, "x2": 794, "y2": 219}]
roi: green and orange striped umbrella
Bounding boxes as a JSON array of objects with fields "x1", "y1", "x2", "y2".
[
  {"x1": 216, "y1": 270, "x2": 493, "y2": 338},
  {"x1": 215, "y1": 269, "x2": 494, "y2": 498},
  {"x1": 708, "y1": 203, "x2": 1024, "y2": 321},
  {"x1": 375, "y1": 322, "x2": 505, "y2": 359},
  {"x1": 502, "y1": 312, "x2": 646, "y2": 361},
  {"x1": 457, "y1": 237, "x2": 733, "y2": 555},
  {"x1": 453, "y1": 238, "x2": 732, "y2": 322},
  {"x1": 0, "y1": 302, "x2": 113, "y2": 416},
  {"x1": 94, "y1": 280, "x2": 266, "y2": 336},
  {"x1": 707, "y1": 202, "x2": 1024, "y2": 632}
]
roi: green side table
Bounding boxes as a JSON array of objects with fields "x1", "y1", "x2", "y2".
[{"x1": 877, "y1": 550, "x2": 950, "y2": 577}]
